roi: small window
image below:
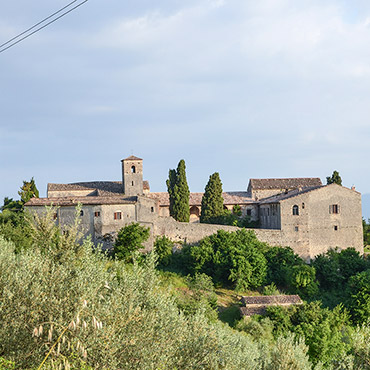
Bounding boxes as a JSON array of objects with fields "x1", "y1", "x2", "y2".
[
  {"x1": 246, "y1": 209, "x2": 252, "y2": 216},
  {"x1": 329, "y1": 204, "x2": 340, "y2": 214},
  {"x1": 80, "y1": 210, "x2": 84, "y2": 217},
  {"x1": 292, "y1": 205, "x2": 299, "y2": 216},
  {"x1": 131, "y1": 165, "x2": 136, "y2": 173},
  {"x1": 302, "y1": 203, "x2": 305, "y2": 209},
  {"x1": 114, "y1": 212, "x2": 122, "y2": 220},
  {"x1": 295, "y1": 226, "x2": 299, "y2": 232},
  {"x1": 53, "y1": 213, "x2": 57, "y2": 220},
  {"x1": 132, "y1": 181, "x2": 134, "y2": 186},
  {"x1": 151, "y1": 207, "x2": 154, "y2": 213},
  {"x1": 334, "y1": 225, "x2": 338, "y2": 231},
  {"x1": 94, "y1": 211, "x2": 100, "y2": 217}
]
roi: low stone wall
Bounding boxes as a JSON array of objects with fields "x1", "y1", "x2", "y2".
[
  {"x1": 150, "y1": 216, "x2": 311, "y2": 259},
  {"x1": 152, "y1": 216, "x2": 240, "y2": 244}
]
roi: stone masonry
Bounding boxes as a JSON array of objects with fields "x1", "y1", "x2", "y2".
[{"x1": 25, "y1": 156, "x2": 363, "y2": 260}]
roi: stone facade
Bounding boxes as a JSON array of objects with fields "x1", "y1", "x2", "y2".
[{"x1": 24, "y1": 156, "x2": 363, "y2": 260}]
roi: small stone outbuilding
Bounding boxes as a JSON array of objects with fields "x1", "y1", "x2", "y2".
[{"x1": 240, "y1": 295, "x2": 303, "y2": 317}]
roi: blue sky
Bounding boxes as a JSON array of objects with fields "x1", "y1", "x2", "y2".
[{"x1": 1, "y1": 0, "x2": 370, "y2": 216}]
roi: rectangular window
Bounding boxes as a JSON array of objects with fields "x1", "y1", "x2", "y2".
[
  {"x1": 246, "y1": 209, "x2": 252, "y2": 216},
  {"x1": 334, "y1": 225, "x2": 338, "y2": 231},
  {"x1": 94, "y1": 211, "x2": 100, "y2": 217},
  {"x1": 295, "y1": 226, "x2": 299, "y2": 232},
  {"x1": 114, "y1": 212, "x2": 122, "y2": 220},
  {"x1": 330, "y1": 204, "x2": 340, "y2": 214}
]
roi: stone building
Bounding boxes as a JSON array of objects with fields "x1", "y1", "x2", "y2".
[{"x1": 25, "y1": 156, "x2": 363, "y2": 259}]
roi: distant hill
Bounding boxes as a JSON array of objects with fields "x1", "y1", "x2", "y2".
[{"x1": 362, "y1": 194, "x2": 370, "y2": 221}]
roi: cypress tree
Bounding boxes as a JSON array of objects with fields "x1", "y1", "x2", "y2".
[
  {"x1": 166, "y1": 160, "x2": 190, "y2": 222},
  {"x1": 200, "y1": 172, "x2": 224, "y2": 224},
  {"x1": 166, "y1": 169, "x2": 177, "y2": 217}
]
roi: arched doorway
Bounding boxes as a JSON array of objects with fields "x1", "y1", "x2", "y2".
[{"x1": 190, "y1": 206, "x2": 200, "y2": 223}]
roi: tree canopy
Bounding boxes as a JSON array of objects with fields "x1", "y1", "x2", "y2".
[
  {"x1": 326, "y1": 170, "x2": 342, "y2": 186},
  {"x1": 166, "y1": 160, "x2": 190, "y2": 222},
  {"x1": 114, "y1": 223, "x2": 150, "y2": 262},
  {"x1": 200, "y1": 172, "x2": 224, "y2": 224}
]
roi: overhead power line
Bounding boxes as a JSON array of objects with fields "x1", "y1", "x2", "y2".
[{"x1": 0, "y1": 0, "x2": 89, "y2": 54}]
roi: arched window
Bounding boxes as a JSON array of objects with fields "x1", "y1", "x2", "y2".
[
  {"x1": 292, "y1": 205, "x2": 299, "y2": 216},
  {"x1": 131, "y1": 165, "x2": 136, "y2": 173}
]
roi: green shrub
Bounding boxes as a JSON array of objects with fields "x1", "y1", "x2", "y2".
[
  {"x1": 114, "y1": 222, "x2": 150, "y2": 262},
  {"x1": 188, "y1": 229, "x2": 268, "y2": 290},
  {"x1": 154, "y1": 235, "x2": 174, "y2": 267}
]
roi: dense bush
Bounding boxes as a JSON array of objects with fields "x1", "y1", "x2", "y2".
[
  {"x1": 114, "y1": 222, "x2": 150, "y2": 262},
  {"x1": 312, "y1": 248, "x2": 368, "y2": 291},
  {"x1": 263, "y1": 301, "x2": 351, "y2": 367},
  {"x1": 264, "y1": 246, "x2": 304, "y2": 287},
  {"x1": 153, "y1": 235, "x2": 174, "y2": 267},
  {"x1": 346, "y1": 269, "x2": 370, "y2": 324},
  {"x1": 185, "y1": 229, "x2": 268, "y2": 290}
]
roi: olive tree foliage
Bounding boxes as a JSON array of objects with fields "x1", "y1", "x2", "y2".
[
  {"x1": 166, "y1": 159, "x2": 190, "y2": 222},
  {"x1": 0, "y1": 210, "x2": 319, "y2": 370},
  {"x1": 326, "y1": 170, "x2": 342, "y2": 186},
  {"x1": 200, "y1": 172, "x2": 224, "y2": 224}
]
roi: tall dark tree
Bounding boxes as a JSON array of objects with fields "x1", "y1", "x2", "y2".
[
  {"x1": 166, "y1": 160, "x2": 190, "y2": 222},
  {"x1": 326, "y1": 170, "x2": 342, "y2": 186},
  {"x1": 18, "y1": 177, "x2": 39, "y2": 203},
  {"x1": 200, "y1": 172, "x2": 224, "y2": 224}
]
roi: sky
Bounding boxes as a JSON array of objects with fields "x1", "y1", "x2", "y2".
[{"x1": 1, "y1": 0, "x2": 370, "y2": 216}]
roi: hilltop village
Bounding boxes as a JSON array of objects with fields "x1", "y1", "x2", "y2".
[{"x1": 25, "y1": 155, "x2": 363, "y2": 260}]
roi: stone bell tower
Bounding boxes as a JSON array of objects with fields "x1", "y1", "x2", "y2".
[{"x1": 121, "y1": 156, "x2": 144, "y2": 196}]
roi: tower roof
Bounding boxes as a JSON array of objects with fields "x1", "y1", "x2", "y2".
[{"x1": 121, "y1": 155, "x2": 143, "y2": 161}]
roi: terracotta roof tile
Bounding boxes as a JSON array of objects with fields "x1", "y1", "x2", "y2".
[
  {"x1": 249, "y1": 178, "x2": 322, "y2": 190},
  {"x1": 259, "y1": 186, "x2": 323, "y2": 204},
  {"x1": 48, "y1": 181, "x2": 149, "y2": 195},
  {"x1": 122, "y1": 155, "x2": 143, "y2": 161},
  {"x1": 241, "y1": 295, "x2": 302, "y2": 306},
  {"x1": 148, "y1": 192, "x2": 255, "y2": 207},
  {"x1": 25, "y1": 196, "x2": 138, "y2": 207}
]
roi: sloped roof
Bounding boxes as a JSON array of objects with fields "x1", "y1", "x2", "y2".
[
  {"x1": 25, "y1": 196, "x2": 138, "y2": 207},
  {"x1": 240, "y1": 295, "x2": 303, "y2": 317},
  {"x1": 148, "y1": 192, "x2": 255, "y2": 207},
  {"x1": 249, "y1": 178, "x2": 322, "y2": 190},
  {"x1": 48, "y1": 181, "x2": 149, "y2": 195},
  {"x1": 241, "y1": 295, "x2": 302, "y2": 306},
  {"x1": 259, "y1": 185, "x2": 323, "y2": 204},
  {"x1": 122, "y1": 155, "x2": 143, "y2": 161}
]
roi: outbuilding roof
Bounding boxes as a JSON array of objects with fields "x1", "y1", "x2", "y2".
[
  {"x1": 240, "y1": 295, "x2": 303, "y2": 317},
  {"x1": 241, "y1": 295, "x2": 302, "y2": 306}
]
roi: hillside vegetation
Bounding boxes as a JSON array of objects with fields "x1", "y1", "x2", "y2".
[{"x1": 1, "y1": 208, "x2": 370, "y2": 369}]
